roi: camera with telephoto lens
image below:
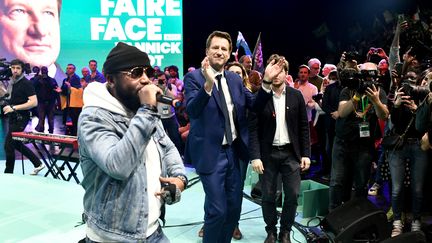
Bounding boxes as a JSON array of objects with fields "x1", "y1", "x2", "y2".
[
  {"x1": 344, "y1": 51, "x2": 361, "y2": 63},
  {"x1": 339, "y1": 68, "x2": 380, "y2": 94},
  {"x1": 0, "y1": 59, "x2": 12, "y2": 81},
  {"x1": 0, "y1": 58, "x2": 31, "y2": 81},
  {"x1": 401, "y1": 78, "x2": 431, "y2": 102},
  {"x1": 0, "y1": 93, "x2": 23, "y2": 121},
  {"x1": 312, "y1": 93, "x2": 323, "y2": 103}
]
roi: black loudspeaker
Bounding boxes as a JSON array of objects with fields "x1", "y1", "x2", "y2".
[
  {"x1": 251, "y1": 175, "x2": 283, "y2": 207},
  {"x1": 380, "y1": 231, "x2": 427, "y2": 243},
  {"x1": 321, "y1": 198, "x2": 390, "y2": 243}
]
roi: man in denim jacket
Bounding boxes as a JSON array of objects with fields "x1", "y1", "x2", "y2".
[{"x1": 78, "y1": 42, "x2": 187, "y2": 243}]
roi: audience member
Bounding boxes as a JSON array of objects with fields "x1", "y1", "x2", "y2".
[
  {"x1": 321, "y1": 70, "x2": 342, "y2": 179},
  {"x1": 308, "y1": 58, "x2": 324, "y2": 90},
  {"x1": 239, "y1": 55, "x2": 262, "y2": 93},
  {"x1": 80, "y1": 67, "x2": 90, "y2": 88},
  {"x1": 155, "y1": 70, "x2": 184, "y2": 155},
  {"x1": 85, "y1": 59, "x2": 105, "y2": 83},
  {"x1": 61, "y1": 64, "x2": 82, "y2": 135},
  {"x1": 388, "y1": 70, "x2": 429, "y2": 237},
  {"x1": 33, "y1": 66, "x2": 60, "y2": 133},
  {"x1": 167, "y1": 65, "x2": 184, "y2": 92}
]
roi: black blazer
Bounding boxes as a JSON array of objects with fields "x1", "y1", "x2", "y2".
[{"x1": 249, "y1": 86, "x2": 310, "y2": 162}]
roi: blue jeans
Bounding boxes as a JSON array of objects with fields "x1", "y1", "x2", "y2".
[
  {"x1": 329, "y1": 137, "x2": 372, "y2": 210},
  {"x1": 389, "y1": 140, "x2": 428, "y2": 220}
]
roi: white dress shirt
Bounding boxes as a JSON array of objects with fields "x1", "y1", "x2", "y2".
[{"x1": 272, "y1": 87, "x2": 290, "y2": 145}]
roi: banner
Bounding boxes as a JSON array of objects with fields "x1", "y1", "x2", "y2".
[
  {"x1": 61, "y1": 0, "x2": 183, "y2": 76},
  {"x1": 252, "y1": 32, "x2": 264, "y2": 74}
]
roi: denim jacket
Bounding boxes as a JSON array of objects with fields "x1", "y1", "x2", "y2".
[{"x1": 78, "y1": 83, "x2": 185, "y2": 242}]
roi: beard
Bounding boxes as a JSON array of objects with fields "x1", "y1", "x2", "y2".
[{"x1": 115, "y1": 84, "x2": 141, "y2": 113}]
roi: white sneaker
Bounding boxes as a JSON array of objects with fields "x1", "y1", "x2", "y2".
[
  {"x1": 391, "y1": 220, "x2": 403, "y2": 237},
  {"x1": 411, "y1": 219, "x2": 421, "y2": 232},
  {"x1": 30, "y1": 164, "x2": 45, "y2": 175}
]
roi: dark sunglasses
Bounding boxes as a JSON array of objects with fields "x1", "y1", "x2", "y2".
[{"x1": 120, "y1": 66, "x2": 154, "y2": 79}]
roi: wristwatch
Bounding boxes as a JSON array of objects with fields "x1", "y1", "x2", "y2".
[
  {"x1": 176, "y1": 175, "x2": 188, "y2": 187},
  {"x1": 262, "y1": 79, "x2": 272, "y2": 85},
  {"x1": 11, "y1": 106, "x2": 16, "y2": 111}
]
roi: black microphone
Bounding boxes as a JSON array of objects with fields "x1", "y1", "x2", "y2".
[{"x1": 156, "y1": 93, "x2": 182, "y2": 108}]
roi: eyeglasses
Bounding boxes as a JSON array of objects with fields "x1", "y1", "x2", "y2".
[{"x1": 120, "y1": 66, "x2": 154, "y2": 79}]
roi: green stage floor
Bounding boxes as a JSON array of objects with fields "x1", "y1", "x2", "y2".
[{"x1": 0, "y1": 162, "x2": 318, "y2": 243}]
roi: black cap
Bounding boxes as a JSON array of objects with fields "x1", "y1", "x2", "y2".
[{"x1": 103, "y1": 42, "x2": 151, "y2": 74}]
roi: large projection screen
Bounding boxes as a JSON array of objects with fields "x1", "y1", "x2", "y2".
[
  {"x1": 0, "y1": 0, "x2": 183, "y2": 81},
  {"x1": 59, "y1": 0, "x2": 183, "y2": 74}
]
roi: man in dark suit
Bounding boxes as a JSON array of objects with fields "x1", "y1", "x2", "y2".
[
  {"x1": 184, "y1": 30, "x2": 254, "y2": 243},
  {"x1": 249, "y1": 54, "x2": 311, "y2": 243}
]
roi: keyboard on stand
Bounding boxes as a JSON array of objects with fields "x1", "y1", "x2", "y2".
[{"x1": 12, "y1": 131, "x2": 80, "y2": 183}]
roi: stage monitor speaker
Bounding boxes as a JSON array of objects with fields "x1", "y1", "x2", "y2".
[
  {"x1": 250, "y1": 175, "x2": 282, "y2": 207},
  {"x1": 380, "y1": 231, "x2": 427, "y2": 243},
  {"x1": 321, "y1": 198, "x2": 390, "y2": 243}
]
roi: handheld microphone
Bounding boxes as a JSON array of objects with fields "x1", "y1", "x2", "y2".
[{"x1": 156, "y1": 93, "x2": 182, "y2": 108}]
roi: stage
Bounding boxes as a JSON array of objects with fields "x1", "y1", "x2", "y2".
[
  {"x1": 4, "y1": 115, "x2": 429, "y2": 243},
  {"x1": 0, "y1": 163, "x2": 321, "y2": 243}
]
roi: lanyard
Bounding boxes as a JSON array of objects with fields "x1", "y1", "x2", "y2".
[
  {"x1": 361, "y1": 96, "x2": 369, "y2": 122},
  {"x1": 353, "y1": 95, "x2": 372, "y2": 121}
]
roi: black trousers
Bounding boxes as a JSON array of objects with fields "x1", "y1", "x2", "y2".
[
  {"x1": 161, "y1": 116, "x2": 183, "y2": 155},
  {"x1": 260, "y1": 145, "x2": 300, "y2": 234},
  {"x1": 68, "y1": 107, "x2": 82, "y2": 136},
  {"x1": 35, "y1": 101, "x2": 56, "y2": 133},
  {"x1": 4, "y1": 116, "x2": 42, "y2": 173}
]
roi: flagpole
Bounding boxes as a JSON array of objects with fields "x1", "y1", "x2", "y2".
[
  {"x1": 252, "y1": 32, "x2": 264, "y2": 74},
  {"x1": 252, "y1": 32, "x2": 261, "y2": 56}
]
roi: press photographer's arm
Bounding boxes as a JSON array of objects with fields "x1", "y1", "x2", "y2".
[
  {"x1": 338, "y1": 86, "x2": 388, "y2": 119},
  {"x1": 338, "y1": 65, "x2": 389, "y2": 120},
  {"x1": 365, "y1": 85, "x2": 389, "y2": 119},
  {"x1": 3, "y1": 95, "x2": 37, "y2": 114}
]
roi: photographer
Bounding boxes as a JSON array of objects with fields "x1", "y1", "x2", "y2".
[
  {"x1": 388, "y1": 74, "x2": 429, "y2": 237},
  {"x1": 329, "y1": 64, "x2": 389, "y2": 210},
  {"x1": 2, "y1": 59, "x2": 44, "y2": 174},
  {"x1": 155, "y1": 70, "x2": 184, "y2": 156}
]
